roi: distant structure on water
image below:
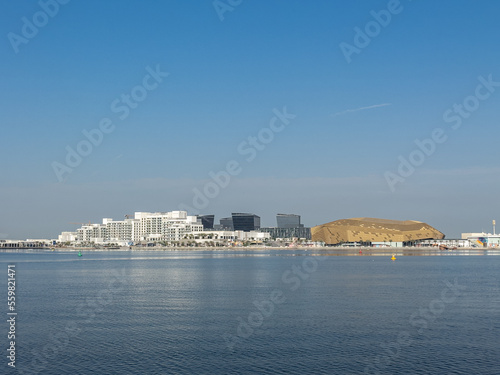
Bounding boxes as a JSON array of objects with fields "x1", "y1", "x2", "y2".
[
  {"x1": 62, "y1": 211, "x2": 269, "y2": 246},
  {"x1": 277, "y1": 213, "x2": 302, "y2": 229},
  {"x1": 196, "y1": 215, "x2": 214, "y2": 230},
  {"x1": 260, "y1": 213, "x2": 311, "y2": 240},
  {"x1": 232, "y1": 213, "x2": 261, "y2": 232},
  {"x1": 34, "y1": 212, "x2": 500, "y2": 249},
  {"x1": 312, "y1": 217, "x2": 444, "y2": 246},
  {"x1": 218, "y1": 217, "x2": 234, "y2": 230}
]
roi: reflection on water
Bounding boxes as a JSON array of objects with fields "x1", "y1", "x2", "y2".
[
  {"x1": 0, "y1": 251, "x2": 498, "y2": 374},
  {"x1": 2, "y1": 247, "x2": 499, "y2": 263}
]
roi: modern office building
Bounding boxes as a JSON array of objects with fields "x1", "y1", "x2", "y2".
[
  {"x1": 277, "y1": 214, "x2": 302, "y2": 228},
  {"x1": 258, "y1": 213, "x2": 310, "y2": 240},
  {"x1": 232, "y1": 213, "x2": 260, "y2": 232},
  {"x1": 260, "y1": 227, "x2": 311, "y2": 240},
  {"x1": 197, "y1": 215, "x2": 215, "y2": 230},
  {"x1": 219, "y1": 217, "x2": 234, "y2": 230}
]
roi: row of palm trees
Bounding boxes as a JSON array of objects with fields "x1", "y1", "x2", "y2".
[{"x1": 182, "y1": 233, "x2": 221, "y2": 240}]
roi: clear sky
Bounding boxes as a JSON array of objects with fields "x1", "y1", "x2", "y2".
[{"x1": 1, "y1": 0, "x2": 500, "y2": 239}]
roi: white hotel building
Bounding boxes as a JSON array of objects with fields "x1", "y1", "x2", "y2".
[{"x1": 76, "y1": 211, "x2": 203, "y2": 244}]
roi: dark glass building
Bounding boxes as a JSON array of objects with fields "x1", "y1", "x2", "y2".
[
  {"x1": 277, "y1": 214, "x2": 302, "y2": 229},
  {"x1": 231, "y1": 213, "x2": 260, "y2": 231},
  {"x1": 219, "y1": 217, "x2": 234, "y2": 230},
  {"x1": 197, "y1": 215, "x2": 215, "y2": 230},
  {"x1": 260, "y1": 227, "x2": 311, "y2": 240}
]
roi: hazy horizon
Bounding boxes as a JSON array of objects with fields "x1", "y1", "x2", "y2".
[{"x1": 2, "y1": 0, "x2": 500, "y2": 240}]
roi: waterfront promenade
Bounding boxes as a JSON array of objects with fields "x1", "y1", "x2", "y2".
[{"x1": 1, "y1": 246, "x2": 497, "y2": 255}]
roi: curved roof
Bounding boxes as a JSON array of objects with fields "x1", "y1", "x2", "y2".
[{"x1": 311, "y1": 217, "x2": 444, "y2": 244}]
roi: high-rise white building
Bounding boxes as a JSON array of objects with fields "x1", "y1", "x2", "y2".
[
  {"x1": 103, "y1": 218, "x2": 134, "y2": 241},
  {"x1": 77, "y1": 223, "x2": 108, "y2": 243},
  {"x1": 74, "y1": 211, "x2": 203, "y2": 243},
  {"x1": 58, "y1": 231, "x2": 77, "y2": 243}
]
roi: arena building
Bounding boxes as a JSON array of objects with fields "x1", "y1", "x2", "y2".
[{"x1": 311, "y1": 217, "x2": 444, "y2": 246}]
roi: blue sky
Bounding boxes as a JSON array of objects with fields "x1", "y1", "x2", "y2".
[{"x1": 1, "y1": 0, "x2": 500, "y2": 239}]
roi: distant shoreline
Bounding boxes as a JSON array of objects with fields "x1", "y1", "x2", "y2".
[{"x1": 1, "y1": 246, "x2": 496, "y2": 253}]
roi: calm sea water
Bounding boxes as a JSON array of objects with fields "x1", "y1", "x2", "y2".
[{"x1": 1, "y1": 249, "x2": 499, "y2": 374}]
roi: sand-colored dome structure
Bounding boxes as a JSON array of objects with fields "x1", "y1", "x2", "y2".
[{"x1": 311, "y1": 217, "x2": 444, "y2": 245}]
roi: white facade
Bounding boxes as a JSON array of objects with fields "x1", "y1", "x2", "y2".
[
  {"x1": 74, "y1": 211, "x2": 203, "y2": 243},
  {"x1": 418, "y1": 239, "x2": 471, "y2": 247},
  {"x1": 58, "y1": 231, "x2": 77, "y2": 242},
  {"x1": 133, "y1": 211, "x2": 203, "y2": 242},
  {"x1": 465, "y1": 234, "x2": 500, "y2": 247},
  {"x1": 77, "y1": 223, "x2": 107, "y2": 243},
  {"x1": 372, "y1": 241, "x2": 404, "y2": 248},
  {"x1": 65, "y1": 212, "x2": 273, "y2": 245},
  {"x1": 461, "y1": 232, "x2": 485, "y2": 239},
  {"x1": 103, "y1": 218, "x2": 135, "y2": 241},
  {"x1": 191, "y1": 230, "x2": 270, "y2": 242},
  {"x1": 461, "y1": 232, "x2": 500, "y2": 247}
]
